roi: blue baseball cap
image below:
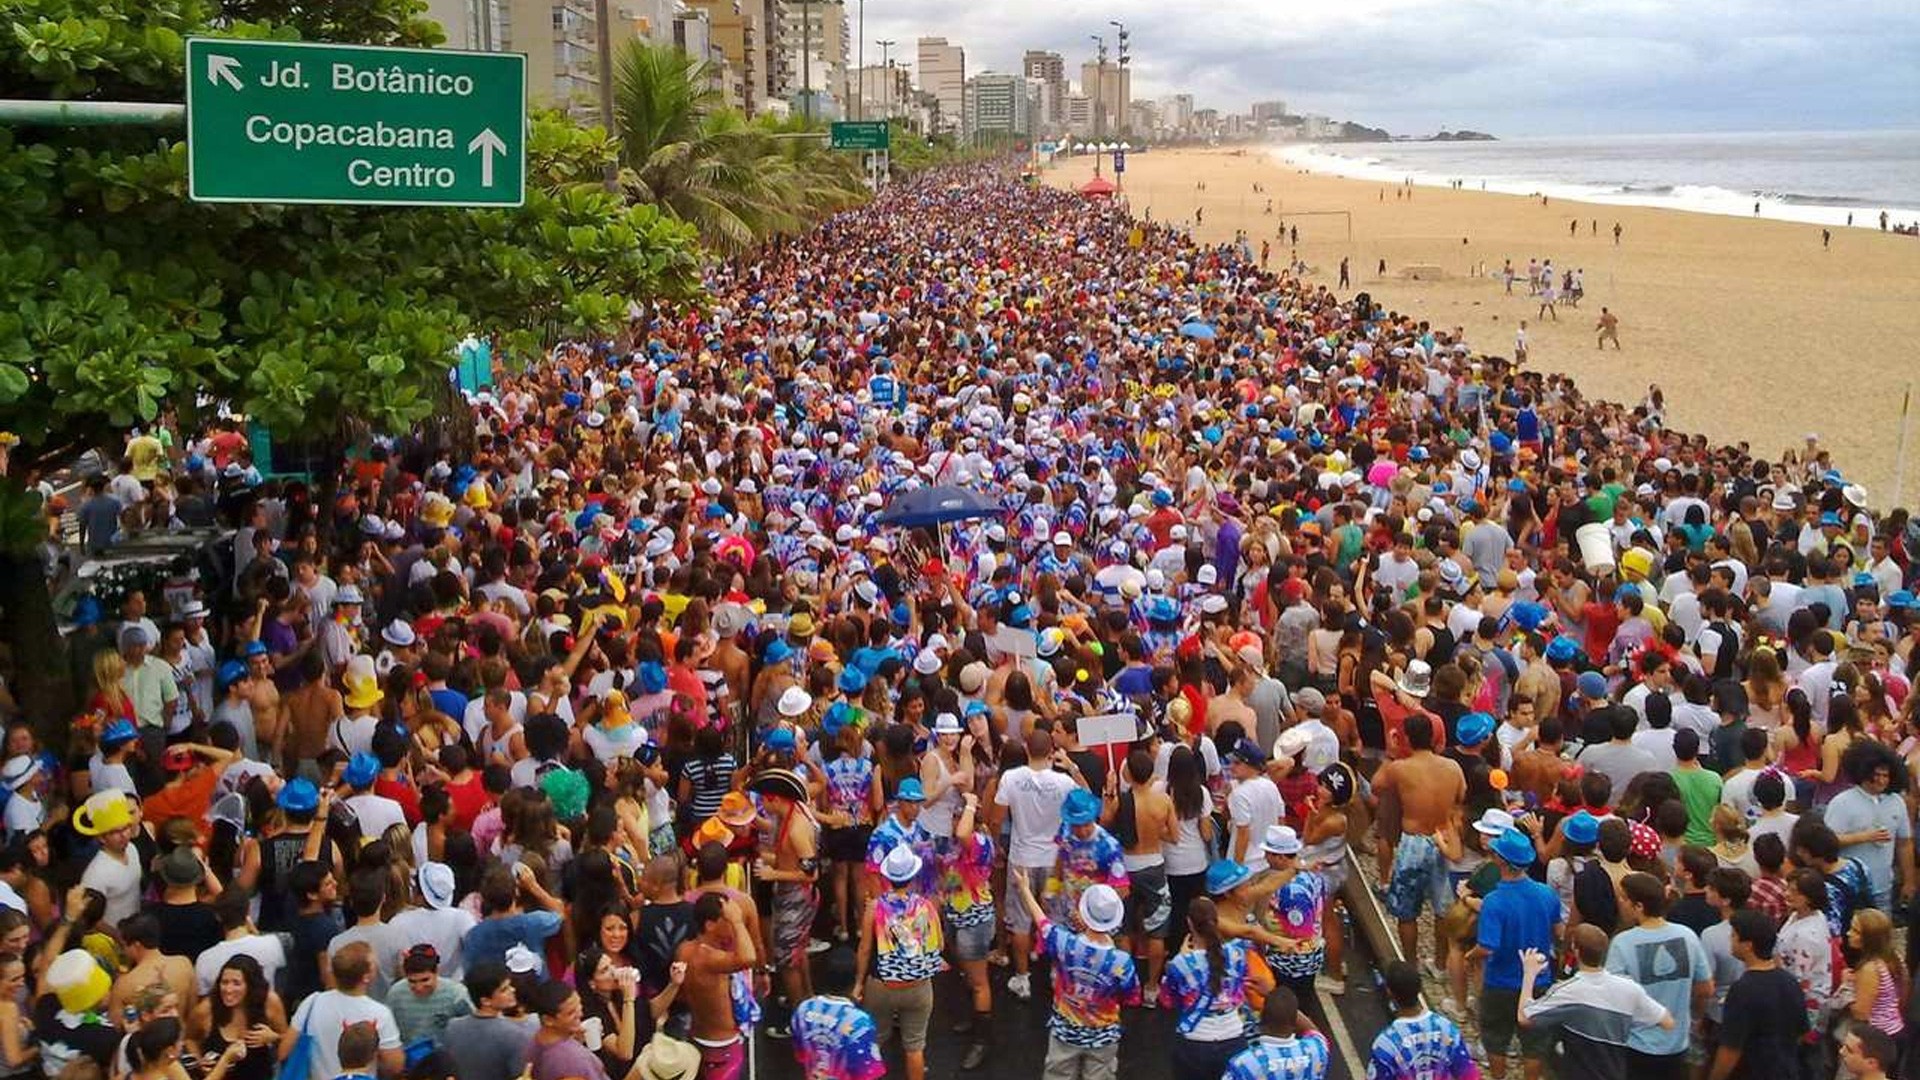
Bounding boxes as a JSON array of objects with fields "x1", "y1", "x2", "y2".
[
  {"x1": 1576, "y1": 671, "x2": 1608, "y2": 700},
  {"x1": 216, "y1": 660, "x2": 250, "y2": 692},
  {"x1": 1456, "y1": 712, "x2": 1496, "y2": 748},
  {"x1": 342, "y1": 751, "x2": 380, "y2": 789},
  {"x1": 99, "y1": 719, "x2": 138, "y2": 750},
  {"x1": 895, "y1": 777, "x2": 925, "y2": 803},
  {"x1": 277, "y1": 777, "x2": 319, "y2": 814},
  {"x1": 1061, "y1": 787, "x2": 1101, "y2": 827},
  {"x1": 1205, "y1": 859, "x2": 1255, "y2": 896}
]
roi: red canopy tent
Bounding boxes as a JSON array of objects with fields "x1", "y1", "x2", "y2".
[{"x1": 1078, "y1": 175, "x2": 1117, "y2": 198}]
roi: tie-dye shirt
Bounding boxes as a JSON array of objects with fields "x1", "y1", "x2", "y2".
[
  {"x1": 1037, "y1": 916, "x2": 1140, "y2": 1047},
  {"x1": 1367, "y1": 1011, "x2": 1481, "y2": 1080},
  {"x1": 1046, "y1": 825, "x2": 1130, "y2": 927},
  {"x1": 1259, "y1": 869, "x2": 1329, "y2": 979},
  {"x1": 942, "y1": 831, "x2": 996, "y2": 928},
  {"x1": 821, "y1": 755, "x2": 876, "y2": 826},
  {"x1": 865, "y1": 813, "x2": 937, "y2": 892},
  {"x1": 869, "y1": 891, "x2": 946, "y2": 982},
  {"x1": 792, "y1": 995, "x2": 885, "y2": 1080},
  {"x1": 1159, "y1": 938, "x2": 1254, "y2": 1038}
]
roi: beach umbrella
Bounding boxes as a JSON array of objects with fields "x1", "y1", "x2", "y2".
[
  {"x1": 873, "y1": 484, "x2": 1002, "y2": 528},
  {"x1": 1179, "y1": 321, "x2": 1217, "y2": 340}
]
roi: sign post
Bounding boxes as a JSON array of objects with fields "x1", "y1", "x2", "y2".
[
  {"x1": 186, "y1": 38, "x2": 526, "y2": 207},
  {"x1": 829, "y1": 120, "x2": 890, "y2": 151}
]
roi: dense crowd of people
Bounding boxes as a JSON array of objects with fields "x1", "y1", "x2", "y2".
[{"x1": 9, "y1": 162, "x2": 1920, "y2": 1080}]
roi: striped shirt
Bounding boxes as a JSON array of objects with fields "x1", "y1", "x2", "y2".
[
  {"x1": 678, "y1": 753, "x2": 737, "y2": 824},
  {"x1": 1159, "y1": 939, "x2": 1252, "y2": 1039},
  {"x1": 869, "y1": 892, "x2": 946, "y2": 982},
  {"x1": 1367, "y1": 1011, "x2": 1480, "y2": 1080},
  {"x1": 1227, "y1": 1032, "x2": 1331, "y2": 1080}
]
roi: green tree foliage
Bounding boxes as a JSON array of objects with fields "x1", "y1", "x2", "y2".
[
  {"x1": 0, "y1": 0, "x2": 702, "y2": 731},
  {"x1": 612, "y1": 40, "x2": 867, "y2": 254},
  {"x1": 0, "y1": 0, "x2": 700, "y2": 466}
]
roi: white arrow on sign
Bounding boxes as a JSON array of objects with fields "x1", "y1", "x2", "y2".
[
  {"x1": 467, "y1": 127, "x2": 507, "y2": 188},
  {"x1": 206, "y1": 53, "x2": 244, "y2": 91}
]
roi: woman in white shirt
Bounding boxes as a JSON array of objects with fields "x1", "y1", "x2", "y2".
[{"x1": 1159, "y1": 745, "x2": 1215, "y2": 953}]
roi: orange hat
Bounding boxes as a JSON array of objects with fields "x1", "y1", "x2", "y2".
[
  {"x1": 695, "y1": 817, "x2": 734, "y2": 847},
  {"x1": 718, "y1": 791, "x2": 757, "y2": 828}
]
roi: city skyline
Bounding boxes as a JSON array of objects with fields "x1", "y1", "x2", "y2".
[{"x1": 864, "y1": 0, "x2": 1919, "y2": 136}]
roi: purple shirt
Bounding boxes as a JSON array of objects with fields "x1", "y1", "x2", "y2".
[{"x1": 262, "y1": 619, "x2": 304, "y2": 691}]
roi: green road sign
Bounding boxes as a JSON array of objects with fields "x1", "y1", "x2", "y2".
[
  {"x1": 186, "y1": 38, "x2": 526, "y2": 207},
  {"x1": 830, "y1": 121, "x2": 890, "y2": 151}
]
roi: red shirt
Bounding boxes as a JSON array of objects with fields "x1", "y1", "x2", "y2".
[
  {"x1": 444, "y1": 771, "x2": 491, "y2": 833},
  {"x1": 373, "y1": 773, "x2": 423, "y2": 826}
]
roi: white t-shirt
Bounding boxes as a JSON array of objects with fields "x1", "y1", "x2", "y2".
[
  {"x1": 462, "y1": 691, "x2": 528, "y2": 746},
  {"x1": 344, "y1": 792, "x2": 408, "y2": 843},
  {"x1": 196, "y1": 933, "x2": 288, "y2": 995},
  {"x1": 81, "y1": 848, "x2": 142, "y2": 925},
  {"x1": 1630, "y1": 729, "x2": 1679, "y2": 773},
  {"x1": 287, "y1": 991, "x2": 401, "y2": 1080},
  {"x1": 388, "y1": 905, "x2": 479, "y2": 979},
  {"x1": 87, "y1": 754, "x2": 137, "y2": 796},
  {"x1": 331, "y1": 714, "x2": 378, "y2": 757},
  {"x1": 1227, "y1": 775, "x2": 1284, "y2": 858},
  {"x1": 995, "y1": 764, "x2": 1081, "y2": 869}
]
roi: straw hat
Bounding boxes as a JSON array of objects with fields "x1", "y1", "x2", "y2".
[{"x1": 636, "y1": 1034, "x2": 700, "y2": 1080}]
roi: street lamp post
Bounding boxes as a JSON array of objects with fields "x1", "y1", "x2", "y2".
[
  {"x1": 876, "y1": 38, "x2": 895, "y2": 119},
  {"x1": 1108, "y1": 19, "x2": 1129, "y2": 140},
  {"x1": 800, "y1": 0, "x2": 812, "y2": 122},
  {"x1": 855, "y1": 0, "x2": 864, "y2": 120}
]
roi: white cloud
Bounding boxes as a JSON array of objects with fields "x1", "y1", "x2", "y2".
[{"x1": 856, "y1": 0, "x2": 1920, "y2": 134}]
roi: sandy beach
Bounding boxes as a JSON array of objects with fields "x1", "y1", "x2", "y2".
[{"x1": 1047, "y1": 148, "x2": 1920, "y2": 503}]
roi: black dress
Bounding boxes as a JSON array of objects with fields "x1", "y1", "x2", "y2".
[{"x1": 200, "y1": 1026, "x2": 276, "y2": 1080}]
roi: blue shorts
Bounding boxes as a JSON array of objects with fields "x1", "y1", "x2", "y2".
[
  {"x1": 1385, "y1": 833, "x2": 1453, "y2": 922},
  {"x1": 950, "y1": 915, "x2": 995, "y2": 962}
]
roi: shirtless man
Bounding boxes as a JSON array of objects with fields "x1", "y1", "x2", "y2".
[
  {"x1": 749, "y1": 769, "x2": 819, "y2": 1035},
  {"x1": 1595, "y1": 307, "x2": 1621, "y2": 350},
  {"x1": 1106, "y1": 748, "x2": 1174, "y2": 999},
  {"x1": 675, "y1": 892, "x2": 757, "y2": 1080},
  {"x1": 275, "y1": 651, "x2": 336, "y2": 770},
  {"x1": 1373, "y1": 714, "x2": 1466, "y2": 970}
]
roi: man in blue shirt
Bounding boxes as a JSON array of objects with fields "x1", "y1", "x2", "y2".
[
  {"x1": 1471, "y1": 825, "x2": 1561, "y2": 1080},
  {"x1": 462, "y1": 862, "x2": 564, "y2": 977},
  {"x1": 1605, "y1": 872, "x2": 1711, "y2": 1080}
]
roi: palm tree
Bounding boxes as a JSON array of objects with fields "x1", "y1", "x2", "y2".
[{"x1": 611, "y1": 41, "x2": 865, "y2": 253}]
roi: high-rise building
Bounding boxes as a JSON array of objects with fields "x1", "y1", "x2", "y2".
[
  {"x1": 1066, "y1": 93, "x2": 1092, "y2": 138},
  {"x1": 1158, "y1": 94, "x2": 1194, "y2": 136},
  {"x1": 963, "y1": 72, "x2": 1031, "y2": 138},
  {"x1": 916, "y1": 37, "x2": 966, "y2": 136},
  {"x1": 1021, "y1": 50, "x2": 1067, "y2": 134},
  {"x1": 779, "y1": 0, "x2": 848, "y2": 118},
  {"x1": 1250, "y1": 99, "x2": 1289, "y2": 122},
  {"x1": 857, "y1": 64, "x2": 911, "y2": 120},
  {"x1": 1078, "y1": 59, "x2": 1129, "y2": 138},
  {"x1": 682, "y1": 0, "x2": 760, "y2": 113}
]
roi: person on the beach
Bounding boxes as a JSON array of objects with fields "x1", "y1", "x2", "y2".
[
  {"x1": 1515, "y1": 320, "x2": 1530, "y2": 363},
  {"x1": 1614, "y1": 221, "x2": 1623, "y2": 244},
  {"x1": 1537, "y1": 275, "x2": 1558, "y2": 321},
  {"x1": 1597, "y1": 308, "x2": 1621, "y2": 350},
  {"x1": 1340, "y1": 258, "x2": 1350, "y2": 289}
]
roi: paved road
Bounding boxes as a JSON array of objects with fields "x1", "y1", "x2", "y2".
[{"x1": 753, "y1": 947, "x2": 1390, "y2": 1080}]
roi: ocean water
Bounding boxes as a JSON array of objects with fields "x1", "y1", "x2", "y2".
[{"x1": 1277, "y1": 130, "x2": 1920, "y2": 228}]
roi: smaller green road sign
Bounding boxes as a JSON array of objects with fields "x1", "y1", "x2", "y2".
[
  {"x1": 186, "y1": 38, "x2": 526, "y2": 207},
  {"x1": 830, "y1": 121, "x2": 890, "y2": 151}
]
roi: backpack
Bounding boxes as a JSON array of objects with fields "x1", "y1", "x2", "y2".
[{"x1": 1571, "y1": 860, "x2": 1620, "y2": 935}]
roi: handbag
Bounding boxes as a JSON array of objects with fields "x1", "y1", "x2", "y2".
[{"x1": 275, "y1": 1009, "x2": 315, "y2": 1080}]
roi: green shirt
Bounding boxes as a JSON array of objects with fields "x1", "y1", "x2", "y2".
[
  {"x1": 1670, "y1": 765, "x2": 1723, "y2": 846},
  {"x1": 121, "y1": 657, "x2": 177, "y2": 730},
  {"x1": 384, "y1": 978, "x2": 473, "y2": 1047}
]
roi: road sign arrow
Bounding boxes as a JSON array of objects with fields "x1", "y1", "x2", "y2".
[
  {"x1": 467, "y1": 127, "x2": 507, "y2": 188},
  {"x1": 206, "y1": 53, "x2": 244, "y2": 91}
]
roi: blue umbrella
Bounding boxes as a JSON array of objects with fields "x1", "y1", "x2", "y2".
[
  {"x1": 1179, "y1": 321, "x2": 1217, "y2": 340},
  {"x1": 873, "y1": 485, "x2": 1003, "y2": 528}
]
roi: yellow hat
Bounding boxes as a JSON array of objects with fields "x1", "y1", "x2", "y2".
[
  {"x1": 47, "y1": 950, "x2": 110, "y2": 1014},
  {"x1": 787, "y1": 613, "x2": 815, "y2": 638},
  {"x1": 72, "y1": 791, "x2": 133, "y2": 837},
  {"x1": 1619, "y1": 548, "x2": 1655, "y2": 581},
  {"x1": 463, "y1": 484, "x2": 491, "y2": 509},
  {"x1": 344, "y1": 676, "x2": 385, "y2": 710}
]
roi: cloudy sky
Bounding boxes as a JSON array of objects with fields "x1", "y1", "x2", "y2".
[{"x1": 858, "y1": 0, "x2": 1920, "y2": 136}]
